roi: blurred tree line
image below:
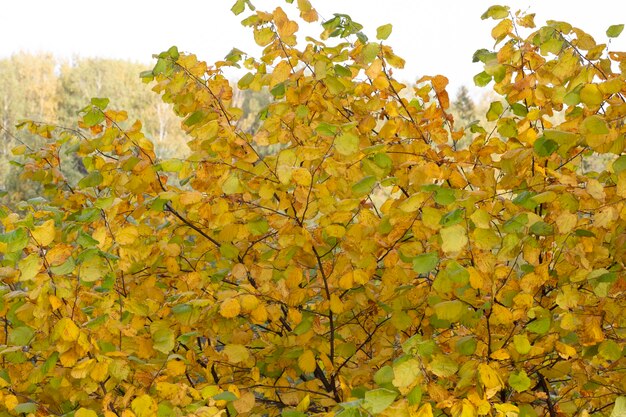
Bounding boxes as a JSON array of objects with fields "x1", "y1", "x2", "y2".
[{"x1": 0, "y1": 53, "x2": 272, "y2": 205}]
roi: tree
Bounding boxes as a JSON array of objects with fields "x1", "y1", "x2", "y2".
[{"x1": 0, "y1": 2, "x2": 625, "y2": 417}]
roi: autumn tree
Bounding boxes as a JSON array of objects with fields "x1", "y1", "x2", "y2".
[{"x1": 0, "y1": 2, "x2": 625, "y2": 417}]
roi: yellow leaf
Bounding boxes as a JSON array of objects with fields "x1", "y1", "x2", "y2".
[
  {"x1": 131, "y1": 394, "x2": 157, "y2": 417},
  {"x1": 478, "y1": 363, "x2": 502, "y2": 390},
  {"x1": 489, "y1": 349, "x2": 510, "y2": 360},
  {"x1": 250, "y1": 304, "x2": 268, "y2": 323},
  {"x1": 18, "y1": 253, "x2": 43, "y2": 282},
  {"x1": 338, "y1": 271, "x2": 354, "y2": 289},
  {"x1": 365, "y1": 59, "x2": 383, "y2": 79},
  {"x1": 555, "y1": 341, "x2": 577, "y2": 359},
  {"x1": 298, "y1": 350, "x2": 316, "y2": 373},
  {"x1": 117, "y1": 225, "x2": 139, "y2": 245},
  {"x1": 54, "y1": 317, "x2": 80, "y2": 342},
  {"x1": 90, "y1": 361, "x2": 110, "y2": 382},
  {"x1": 3, "y1": 395, "x2": 18, "y2": 411},
  {"x1": 441, "y1": 224, "x2": 468, "y2": 253},
  {"x1": 392, "y1": 358, "x2": 420, "y2": 388},
  {"x1": 416, "y1": 403, "x2": 434, "y2": 417},
  {"x1": 326, "y1": 224, "x2": 346, "y2": 238},
  {"x1": 75, "y1": 408, "x2": 98, "y2": 417},
  {"x1": 234, "y1": 391, "x2": 256, "y2": 414},
  {"x1": 240, "y1": 294, "x2": 259, "y2": 312},
  {"x1": 580, "y1": 84, "x2": 603, "y2": 107},
  {"x1": 224, "y1": 344, "x2": 249, "y2": 363},
  {"x1": 555, "y1": 211, "x2": 577, "y2": 234},
  {"x1": 330, "y1": 293, "x2": 344, "y2": 313},
  {"x1": 32, "y1": 219, "x2": 55, "y2": 246},
  {"x1": 167, "y1": 359, "x2": 186, "y2": 376},
  {"x1": 586, "y1": 179, "x2": 605, "y2": 201},
  {"x1": 71, "y1": 358, "x2": 94, "y2": 379},
  {"x1": 353, "y1": 269, "x2": 369, "y2": 285},
  {"x1": 179, "y1": 191, "x2": 203, "y2": 206},
  {"x1": 271, "y1": 61, "x2": 292, "y2": 86},
  {"x1": 292, "y1": 168, "x2": 312, "y2": 186},
  {"x1": 80, "y1": 256, "x2": 107, "y2": 282},
  {"x1": 219, "y1": 297, "x2": 241, "y2": 318}
]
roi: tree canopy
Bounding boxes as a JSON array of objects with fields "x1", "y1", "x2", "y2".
[{"x1": 0, "y1": 2, "x2": 625, "y2": 417}]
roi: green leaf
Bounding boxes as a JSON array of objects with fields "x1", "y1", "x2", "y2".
[
  {"x1": 184, "y1": 111, "x2": 206, "y2": 127},
  {"x1": 509, "y1": 370, "x2": 531, "y2": 392},
  {"x1": 336, "y1": 132, "x2": 360, "y2": 155},
  {"x1": 429, "y1": 354, "x2": 458, "y2": 377},
  {"x1": 362, "y1": 43, "x2": 380, "y2": 63},
  {"x1": 581, "y1": 115, "x2": 609, "y2": 134},
  {"x1": 8, "y1": 326, "x2": 34, "y2": 346},
  {"x1": 363, "y1": 388, "x2": 397, "y2": 414},
  {"x1": 481, "y1": 5, "x2": 510, "y2": 20},
  {"x1": 407, "y1": 386, "x2": 422, "y2": 406},
  {"x1": 91, "y1": 97, "x2": 110, "y2": 110},
  {"x1": 502, "y1": 213, "x2": 528, "y2": 233},
  {"x1": 334, "y1": 65, "x2": 352, "y2": 77},
  {"x1": 352, "y1": 176, "x2": 376, "y2": 195},
  {"x1": 511, "y1": 103, "x2": 528, "y2": 117},
  {"x1": 610, "y1": 397, "x2": 626, "y2": 417},
  {"x1": 513, "y1": 334, "x2": 532, "y2": 354},
  {"x1": 527, "y1": 317, "x2": 550, "y2": 334},
  {"x1": 83, "y1": 108, "x2": 105, "y2": 127},
  {"x1": 159, "y1": 159, "x2": 184, "y2": 172},
  {"x1": 0, "y1": 227, "x2": 29, "y2": 253},
  {"x1": 473, "y1": 71, "x2": 492, "y2": 87},
  {"x1": 374, "y1": 366, "x2": 394, "y2": 386},
  {"x1": 472, "y1": 49, "x2": 495, "y2": 63},
  {"x1": 231, "y1": 0, "x2": 245, "y2": 15},
  {"x1": 529, "y1": 221, "x2": 553, "y2": 236},
  {"x1": 152, "y1": 328, "x2": 176, "y2": 354},
  {"x1": 613, "y1": 156, "x2": 626, "y2": 173},
  {"x1": 271, "y1": 83, "x2": 286, "y2": 98},
  {"x1": 214, "y1": 391, "x2": 238, "y2": 401},
  {"x1": 50, "y1": 257, "x2": 76, "y2": 275},
  {"x1": 13, "y1": 403, "x2": 38, "y2": 414},
  {"x1": 77, "y1": 231, "x2": 100, "y2": 248},
  {"x1": 376, "y1": 24, "x2": 393, "y2": 40},
  {"x1": 434, "y1": 300, "x2": 464, "y2": 322},
  {"x1": 248, "y1": 218, "x2": 269, "y2": 236},
  {"x1": 574, "y1": 229, "x2": 596, "y2": 237},
  {"x1": 486, "y1": 101, "x2": 504, "y2": 121},
  {"x1": 78, "y1": 171, "x2": 103, "y2": 189},
  {"x1": 238, "y1": 72, "x2": 255, "y2": 89},
  {"x1": 598, "y1": 340, "x2": 622, "y2": 361},
  {"x1": 220, "y1": 243, "x2": 239, "y2": 260},
  {"x1": 497, "y1": 118, "x2": 517, "y2": 137},
  {"x1": 534, "y1": 137, "x2": 558, "y2": 157},
  {"x1": 316, "y1": 122, "x2": 338, "y2": 136},
  {"x1": 607, "y1": 24, "x2": 624, "y2": 38},
  {"x1": 282, "y1": 411, "x2": 307, "y2": 417},
  {"x1": 456, "y1": 336, "x2": 477, "y2": 355},
  {"x1": 412, "y1": 253, "x2": 439, "y2": 274},
  {"x1": 440, "y1": 208, "x2": 464, "y2": 227}
]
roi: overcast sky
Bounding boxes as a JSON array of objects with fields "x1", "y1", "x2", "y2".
[{"x1": 2, "y1": 1, "x2": 626, "y2": 95}]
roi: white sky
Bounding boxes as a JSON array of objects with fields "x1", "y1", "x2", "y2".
[{"x1": 2, "y1": 0, "x2": 626, "y2": 96}]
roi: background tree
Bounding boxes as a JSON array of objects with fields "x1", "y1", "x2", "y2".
[{"x1": 0, "y1": 2, "x2": 624, "y2": 417}]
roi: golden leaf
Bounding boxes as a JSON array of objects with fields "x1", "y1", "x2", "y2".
[
  {"x1": 219, "y1": 297, "x2": 241, "y2": 318},
  {"x1": 31, "y1": 219, "x2": 55, "y2": 246},
  {"x1": 298, "y1": 350, "x2": 316, "y2": 373}
]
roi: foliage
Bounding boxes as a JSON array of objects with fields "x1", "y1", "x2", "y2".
[{"x1": 1, "y1": 2, "x2": 625, "y2": 417}]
